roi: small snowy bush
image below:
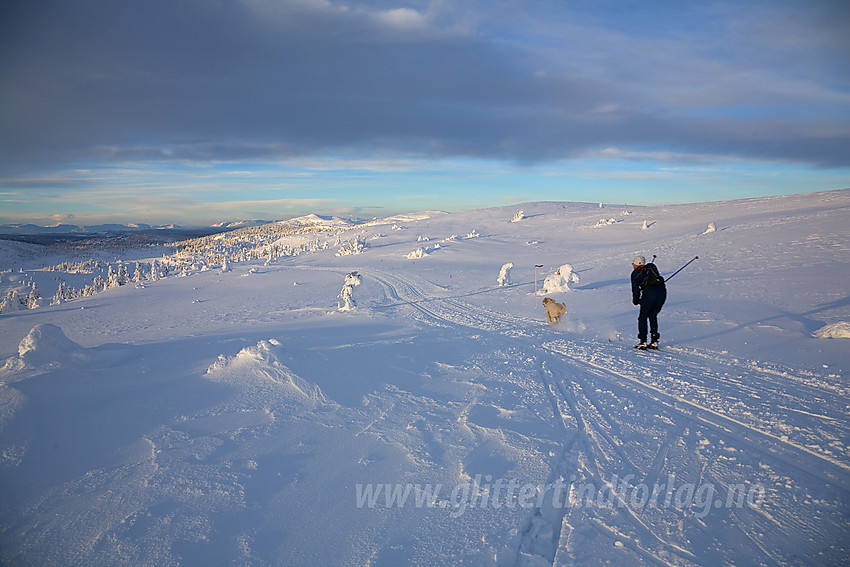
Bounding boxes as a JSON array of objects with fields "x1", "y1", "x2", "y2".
[
  {"x1": 0, "y1": 289, "x2": 26, "y2": 314},
  {"x1": 338, "y1": 271, "x2": 361, "y2": 311},
  {"x1": 539, "y1": 264, "x2": 580, "y2": 294},
  {"x1": 24, "y1": 282, "x2": 41, "y2": 309},
  {"x1": 511, "y1": 210, "x2": 525, "y2": 222},
  {"x1": 497, "y1": 263, "x2": 513, "y2": 286},
  {"x1": 337, "y1": 237, "x2": 367, "y2": 256},
  {"x1": 703, "y1": 222, "x2": 717, "y2": 234},
  {"x1": 407, "y1": 248, "x2": 427, "y2": 260}
]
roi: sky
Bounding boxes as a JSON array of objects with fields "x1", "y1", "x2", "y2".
[{"x1": 1, "y1": 0, "x2": 849, "y2": 226}]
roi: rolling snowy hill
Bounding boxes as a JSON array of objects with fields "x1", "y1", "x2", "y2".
[{"x1": 1, "y1": 190, "x2": 848, "y2": 565}]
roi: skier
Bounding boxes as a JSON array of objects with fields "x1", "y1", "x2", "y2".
[{"x1": 631, "y1": 255, "x2": 666, "y2": 350}]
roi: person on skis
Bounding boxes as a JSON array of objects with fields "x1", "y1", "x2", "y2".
[{"x1": 631, "y1": 255, "x2": 666, "y2": 350}]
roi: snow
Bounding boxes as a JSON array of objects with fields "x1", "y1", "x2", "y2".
[
  {"x1": 538, "y1": 264, "x2": 580, "y2": 294},
  {"x1": 1, "y1": 190, "x2": 849, "y2": 565},
  {"x1": 2, "y1": 323, "x2": 86, "y2": 372},
  {"x1": 813, "y1": 321, "x2": 850, "y2": 339},
  {"x1": 498, "y1": 263, "x2": 514, "y2": 286}
]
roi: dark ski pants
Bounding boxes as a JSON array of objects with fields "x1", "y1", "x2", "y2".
[{"x1": 637, "y1": 288, "x2": 666, "y2": 343}]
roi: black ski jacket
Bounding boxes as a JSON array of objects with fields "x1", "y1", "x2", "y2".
[{"x1": 631, "y1": 264, "x2": 666, "y2": 304}]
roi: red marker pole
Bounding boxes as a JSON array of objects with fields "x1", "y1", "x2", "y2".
[{"x1": 534, "y1": 265, "x2": 543, "y2": 311}]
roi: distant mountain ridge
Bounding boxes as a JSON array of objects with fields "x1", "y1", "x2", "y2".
[
  {"x1": 0, "y1": 211, "x2": 441, "y2": 236},
  {"x1": 0, "y1": 222, "x2": 182, "y2": 235}
]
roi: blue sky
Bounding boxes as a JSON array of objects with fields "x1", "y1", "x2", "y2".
[{"x1": 1, "y1": 0, "x2": 848, "y2": 225}]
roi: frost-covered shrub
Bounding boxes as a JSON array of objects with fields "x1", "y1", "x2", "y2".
[
  {"x1": 703, "y1": 222, "x2": 717, "y2": 234},
  {"x1": 511, "y1": 210, "x2": 525, "y2": 222},
  {"x1": 539, "y1": 264, "x2": 580, "y2": 294},
  {"x1": 338, "y1": 271, "x2": 361, "y2": 311},
  {"x1": 0, "y1": 289, "x2": 26, "y2": 314},
  {"x1": 51, "y1": 282, "x2": 68, "y2": 306},
  {"x1": 337, "y1": 237, "x2": 367, "y2": 256},
  {"x1": 105, "y1": 264, "x2": 129, "y2": 288},
  {"x1": 497, "y1": 263, "x2": 513, "y2": 286},
  {"x1": 407, "y1": 248, "x2": 427, "y2": 260},
  {"x1": 24, "y1": 282, "x2": 41, "y2": 309}
]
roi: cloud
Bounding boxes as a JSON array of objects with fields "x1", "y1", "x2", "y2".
[{"x1": 0, "y1": 0, "x2": 847, "y2": 177}]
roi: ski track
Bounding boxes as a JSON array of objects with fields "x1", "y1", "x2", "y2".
[{"x1": 366, "y1": 266, "x2": 849, "y2": 566}]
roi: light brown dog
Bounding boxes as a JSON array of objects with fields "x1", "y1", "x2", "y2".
[{"x1": 542, "y1": 297, "x2": 566, "y2": 324}]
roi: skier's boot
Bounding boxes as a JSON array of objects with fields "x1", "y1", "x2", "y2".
[
  {"x1": 648, "y1": 341, "x2": 659, "y2": 350},
  {"x1": 635, "y1": 342, "x2": 647, "y2": 350}
]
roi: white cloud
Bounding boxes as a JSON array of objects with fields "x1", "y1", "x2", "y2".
[{"x1": 376, "y1": 8, "x2": 428, "y2": 29}]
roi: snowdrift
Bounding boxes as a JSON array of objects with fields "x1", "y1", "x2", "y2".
[
  {"x1": 2, "y1": 323, "x2": 86, "y2": 373},
  {"x1": 813, "y1": 321, "x2": 850, "y2": 339},
  {"x1": 205, "y1": 338, "x2": 329, "y2": 409}
]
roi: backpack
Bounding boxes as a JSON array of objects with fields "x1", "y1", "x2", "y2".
[{"x1": 641, "y1": 264, "x2": 665, "y2": 287}]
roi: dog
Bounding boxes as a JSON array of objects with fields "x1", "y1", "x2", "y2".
[{"x1": 542, "y1": 297, "x2": 566, "y2": 324}]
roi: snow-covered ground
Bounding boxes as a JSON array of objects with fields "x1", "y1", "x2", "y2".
[{"x1": 1, "y1": 190, "x2": 848, "y2": 566}]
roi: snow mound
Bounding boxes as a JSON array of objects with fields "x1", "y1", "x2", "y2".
[
  {"x1": 2, "y1": 323, "x2": 86, "y2": 372},
  {"x1": 594, "y1": 218, "x2": 620, "y2": 227},
  {"x1": 539, "y1": 264, "x2": 580, "y2": 294},
  {"x1": 205, "y1": 339, "x2": 327, "y2": 406},
  {"x1": 813, "y1": 321, "x2": 850, "y2": 339},
  {"x1": 407, "y1": 247, "x2": 428, "y2": 259}
]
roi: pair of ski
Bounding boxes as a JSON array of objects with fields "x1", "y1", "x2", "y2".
[{"x1": 634, "y1": 343, "x2": 659, "y2": 351}]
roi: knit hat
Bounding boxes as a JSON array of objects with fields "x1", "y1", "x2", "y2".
[{"x1": 633, "y1": 255, "x2": 646, "y2": 266}]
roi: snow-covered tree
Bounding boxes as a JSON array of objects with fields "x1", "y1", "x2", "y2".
[
  {"x1": 511, "y1": 210, "x2": 525, "y2": 222},
  {"x1": 497, "y1": 262, "x2": 513, "y2": 286},
  {"x1": 337, "y1": 237, "x2": 367, "y2": 256},
  {"x1": 338, "y1": 271, "x2": 361, "y2": 311},
  {"x1": 0, "y1": 289, "x2": 26, "y2": 314},
  {"x1": 539, "y1": 264, "x2": 580, "y2": 294},
  {"x1": 92, "y1": 275, "x2": 105, "y2": 294},
  {"x1": 25, "y1": 282, "x2": 41, "y2": 309},
  {"x1": 102, "y1": 263, "x2": 129, "y2": 287},
  {"x1": 51, "y1": 282, "x2": 67, "y2": 305}
]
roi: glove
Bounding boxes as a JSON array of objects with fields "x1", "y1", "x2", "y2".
[{"x1": 632, "y1": 298, "x2": 640, "y2": 305}]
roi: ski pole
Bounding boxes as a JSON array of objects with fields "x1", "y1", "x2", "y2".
[{"x1": 665, "y1": 256, "x2": 699, "y2": 281}]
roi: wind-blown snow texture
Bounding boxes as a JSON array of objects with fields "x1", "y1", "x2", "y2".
[{"x1": 1, "y1": 190, "x2": 849, "y2": 566}]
